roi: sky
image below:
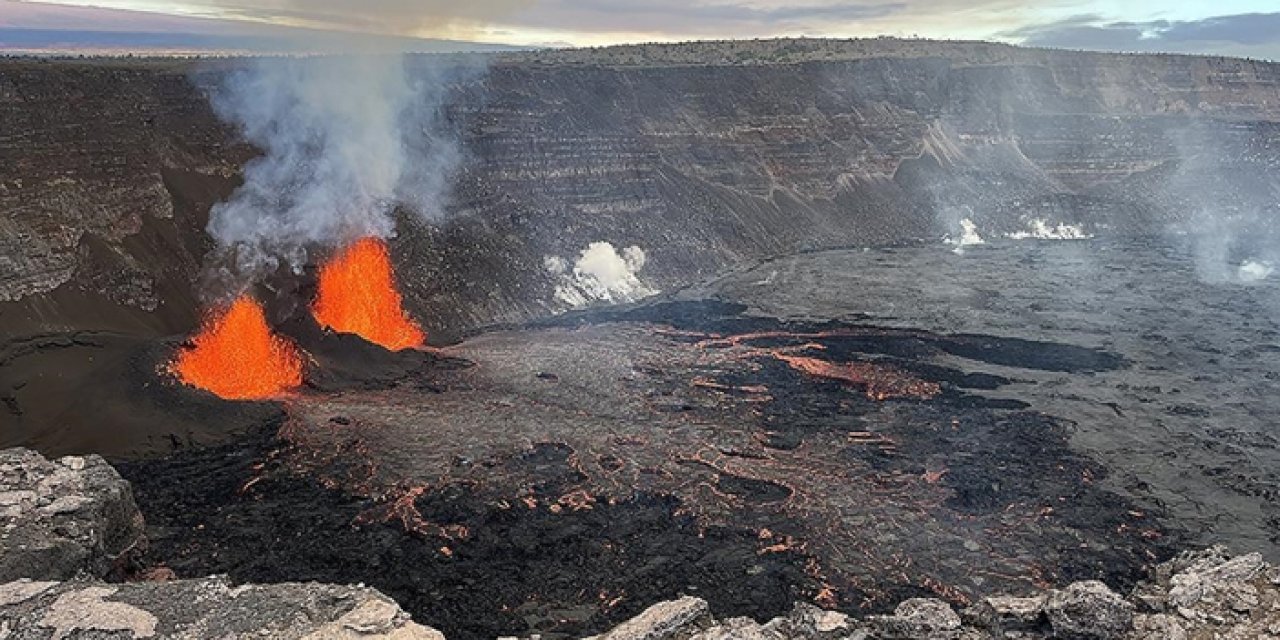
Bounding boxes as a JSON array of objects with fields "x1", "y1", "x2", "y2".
[{"x1": 2, "y1": 0, "x2": 1279, "y2": 59}]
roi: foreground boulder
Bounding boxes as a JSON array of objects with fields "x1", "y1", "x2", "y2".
[
  {"x1": 0, "y1": 448, "x2": 144, "y2": 582},
  {"x1": 1129, "y1": 545, "x2": 1280, "y2": 640},
  {"x1": 869, "y1": 598, "x2": 963, "y2": 639},
  {"x1": 1044, "y1": 581, "x2": 1134, "y2": 639},
  {"x1": 587, "y1": 596, "x2": 712, "y2": 640},
  {"x1": 572, "y1": 546, "x2": 1280, "y2": 640},
  {"x1": 0, "y1": 575, "x2": 443, "y2": 639}
]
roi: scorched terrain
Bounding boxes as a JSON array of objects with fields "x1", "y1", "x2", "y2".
[{"x1": 97, "y1": 237, "x2": 1275, "y2": 639}]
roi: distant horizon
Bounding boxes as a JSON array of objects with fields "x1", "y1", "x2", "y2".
[
  {"x1": 3, "y1": 0, "x2": 1279, "y2": 60},
  {"x1": 3, "y1": 32, "x2": 1278, "y2": 64}
]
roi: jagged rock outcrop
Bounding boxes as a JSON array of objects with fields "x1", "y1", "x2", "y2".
[
  {"x1": 0, "y1": 448, "x2": 144, "y2": 582},
  {"x1": 1043, "y1": 581, "x2": 1134, "y2": 639},
  {"x1": 564, "y1": 546, "x2": 1280, "y2": 640},
  {"x1": 0, "y1": 576, "x2": 443, "y2": 639},
  {"x1": 0, "y1": 447, "x2": 440, "y2": 639},
  {"x1": 587, "y1": 596, "x2": 712, "y2": 640},
  {"x1": 3, "y1": 546, "x2": 1275, "y2": 639}
]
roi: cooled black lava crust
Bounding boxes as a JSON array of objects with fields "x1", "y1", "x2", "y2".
[{"x1": 118, "y1": 299, "x2": 1182, "y2": 639}]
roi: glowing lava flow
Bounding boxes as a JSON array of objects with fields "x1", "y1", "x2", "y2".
[
  {"x1": 311, "y1": 237, "x2": 425, "y2": 351},
  {"x1": 171, "y1": 296, "x2": 304, "y2": 400}
]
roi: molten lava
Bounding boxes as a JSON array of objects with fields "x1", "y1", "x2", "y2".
[
  {"x1": 312, "y1": 237, "x2": 425, "y2": 351},
  {"x1": 774, "y1": 353, "x2": 941, "y2": 401},
  {"x1": 171, "y1": 296, "x2": 304, "y2": 400}
]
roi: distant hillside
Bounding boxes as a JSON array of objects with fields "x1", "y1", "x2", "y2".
[{"x1": 503, "y1": 36, "x2": 1279, "y2": 67}]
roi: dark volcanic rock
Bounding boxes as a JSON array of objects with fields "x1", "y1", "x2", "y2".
[
  {"x1": 0, "y1": 448, "x2": 143, "y2": 582},
  {"x1": 0, "y1": 332, "x2": 287, "y2": 458},
  {"x1": 3, "y1": 444, "x2": 1279, "y2": 639},
  {"x1": 0, "y1": 576, "x2": 442, "y2": 639},
  {"x1": 117, "y1": 425, "x2": 813, "y2": 640},
  {"x1": 114, "y1": 300, "x2": 1178, "y2": 638}
]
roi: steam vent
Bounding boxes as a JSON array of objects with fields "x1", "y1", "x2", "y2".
[{"x1": 3, "y1": 30, "x2": 1280, "y2": 640}]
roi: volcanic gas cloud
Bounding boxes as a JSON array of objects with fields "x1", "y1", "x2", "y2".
[
  {"x1": 171, "y1": 296, "x2": 304, "y2": 400},
  {"x1": 312, "y1": 237, "x2": 425, "y2": 351}
]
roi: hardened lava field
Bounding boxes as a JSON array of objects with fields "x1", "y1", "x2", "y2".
[{"x1": 115, "y1": 240, "x2": 1236, "y2": 640}]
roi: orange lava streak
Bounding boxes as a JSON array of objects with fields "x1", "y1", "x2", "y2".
[
  {"x1": 311, "y1": 237, "x2": 425, "y2": 351},
  {"x1": 773, "y1": 353, "x2": 941, "y2": 400},
  {"x1": 171, "y1": 296, "x2": 304, "y2": 400}
]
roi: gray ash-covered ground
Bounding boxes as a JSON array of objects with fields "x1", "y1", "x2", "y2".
[
  {"x1": 102, "y1": 238, "x2": 1267, "y2": 639},
  {"x1": 684, "y1": 236, "x2": 1280, "y2": 558}
]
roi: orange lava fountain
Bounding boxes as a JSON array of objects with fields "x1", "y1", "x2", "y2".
[
  {"x1": 311, "y1": 237, "x2": 425, "y2": 351},
  {"x1": 171, "y1": 296, "x2": 304, "y2": 400}
]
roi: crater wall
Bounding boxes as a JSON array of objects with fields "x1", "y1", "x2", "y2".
[{"x1": 2, "y1": 41, "x2": 1278, "y2": 339}]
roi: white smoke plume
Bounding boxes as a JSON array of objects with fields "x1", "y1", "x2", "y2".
[
  {"x1": 1165, "y1": 124, "x2": 1280, "y2": 285},
  {"x1": 202, "y1": 54, "x2": 468, "y2": 287},
  {"x1": 943, "y1": 217, "x2": 985, "y2": 255},
  {"x1": 546, "y1": 242, "x2": 655, "y2": 307},
  {"x1": 1006, "y1": 219, "x2": 1092, "y2": 241},
  {"x1": 1238, "y1": 260, "x2": 1274, "y2": 283}
]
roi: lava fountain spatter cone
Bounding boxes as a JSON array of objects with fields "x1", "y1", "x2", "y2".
[
  {"x1": 311, "y1": 237, "x2": 425, "y2": 351},
  {"x1": 171, "y1": 296, "x2": 304, "y2": 400}
]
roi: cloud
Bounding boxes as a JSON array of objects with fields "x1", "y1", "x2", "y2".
[
  {"x1": 201, "y1": 0, "x2": 533, "y2": 39},
  {"x1": 1003, "y1": 12, "x2": 1280, "y2": 60},
  {"x1": 10, "y1": 0, "x2": 1280, "y2": 59},
  {"x1": 503, "y1": 0, "x2": 906, "y2": 38},
  {"x1": 521, "y1": 0, "x2": 904, "y2": 27},
  {"x1": 0, "y1": 1, "x2": 520, "y2": 52},
  {"x1": 6, "y1": 0, "x2": 533, "y2": 41},
  {"x1": 10, "y1": 0, "x2": 908, "y2": 45},
  {"x1": 2, "y1": 1, "x2": 222, "y2": 32}
]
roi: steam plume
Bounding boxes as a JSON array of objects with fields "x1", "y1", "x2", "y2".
[
  {"x1": 546, "y1": 242, "x2": 655, "y2": 307},
  {"x1": 202, "y1": 54, "x2": 468, "y2": 289},
  {"x1": 1166, "y1": 124, "x2": 1280, "y2": 285}
]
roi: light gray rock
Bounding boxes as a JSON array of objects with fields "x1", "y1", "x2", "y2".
[
  {"x1": 593, "y1": 596, "x2": 711, "y2": 640},
  {"x1": 762, "y1": 602, "x2": 859, "y2": 640},
  {"x1": 1153, "y1": 545, "x2": 1234, "y2": 586},
  {"x1": 688, "y1": 617, "x2": 780, "y2": 640},
  {"x1": 963, "y1": 594, "x2": 1046, "y2": 635},
  {"x1": 1044, "y1": 581, "x2": 1133, "y2": 640},
  {"x1": 1130, "y1": 613, "x2": 1188, "y2": 640},
  {"x1": 1140, "y1": 547, "x2": 1280, "y2": 640},
  {"x1": 585, "y1": 549, "x2": 1280, "y2": 640},
  {"x1": 0, "y1": 448, "x2": 145, "y2": 582},
  {"x1": 0, "y1": 575, "x2": 444, "y2": 639},
  {"x1": 869, "y1": 598, "x2": 962, "y2": 639},
  {"x1": 1167, "y1": 551, "x2": 1266, "y2": 609}
]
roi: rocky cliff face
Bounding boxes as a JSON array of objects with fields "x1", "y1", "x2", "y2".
[{"x1": 2, "y1": 41, "x2": 1279, "y2": 339}]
